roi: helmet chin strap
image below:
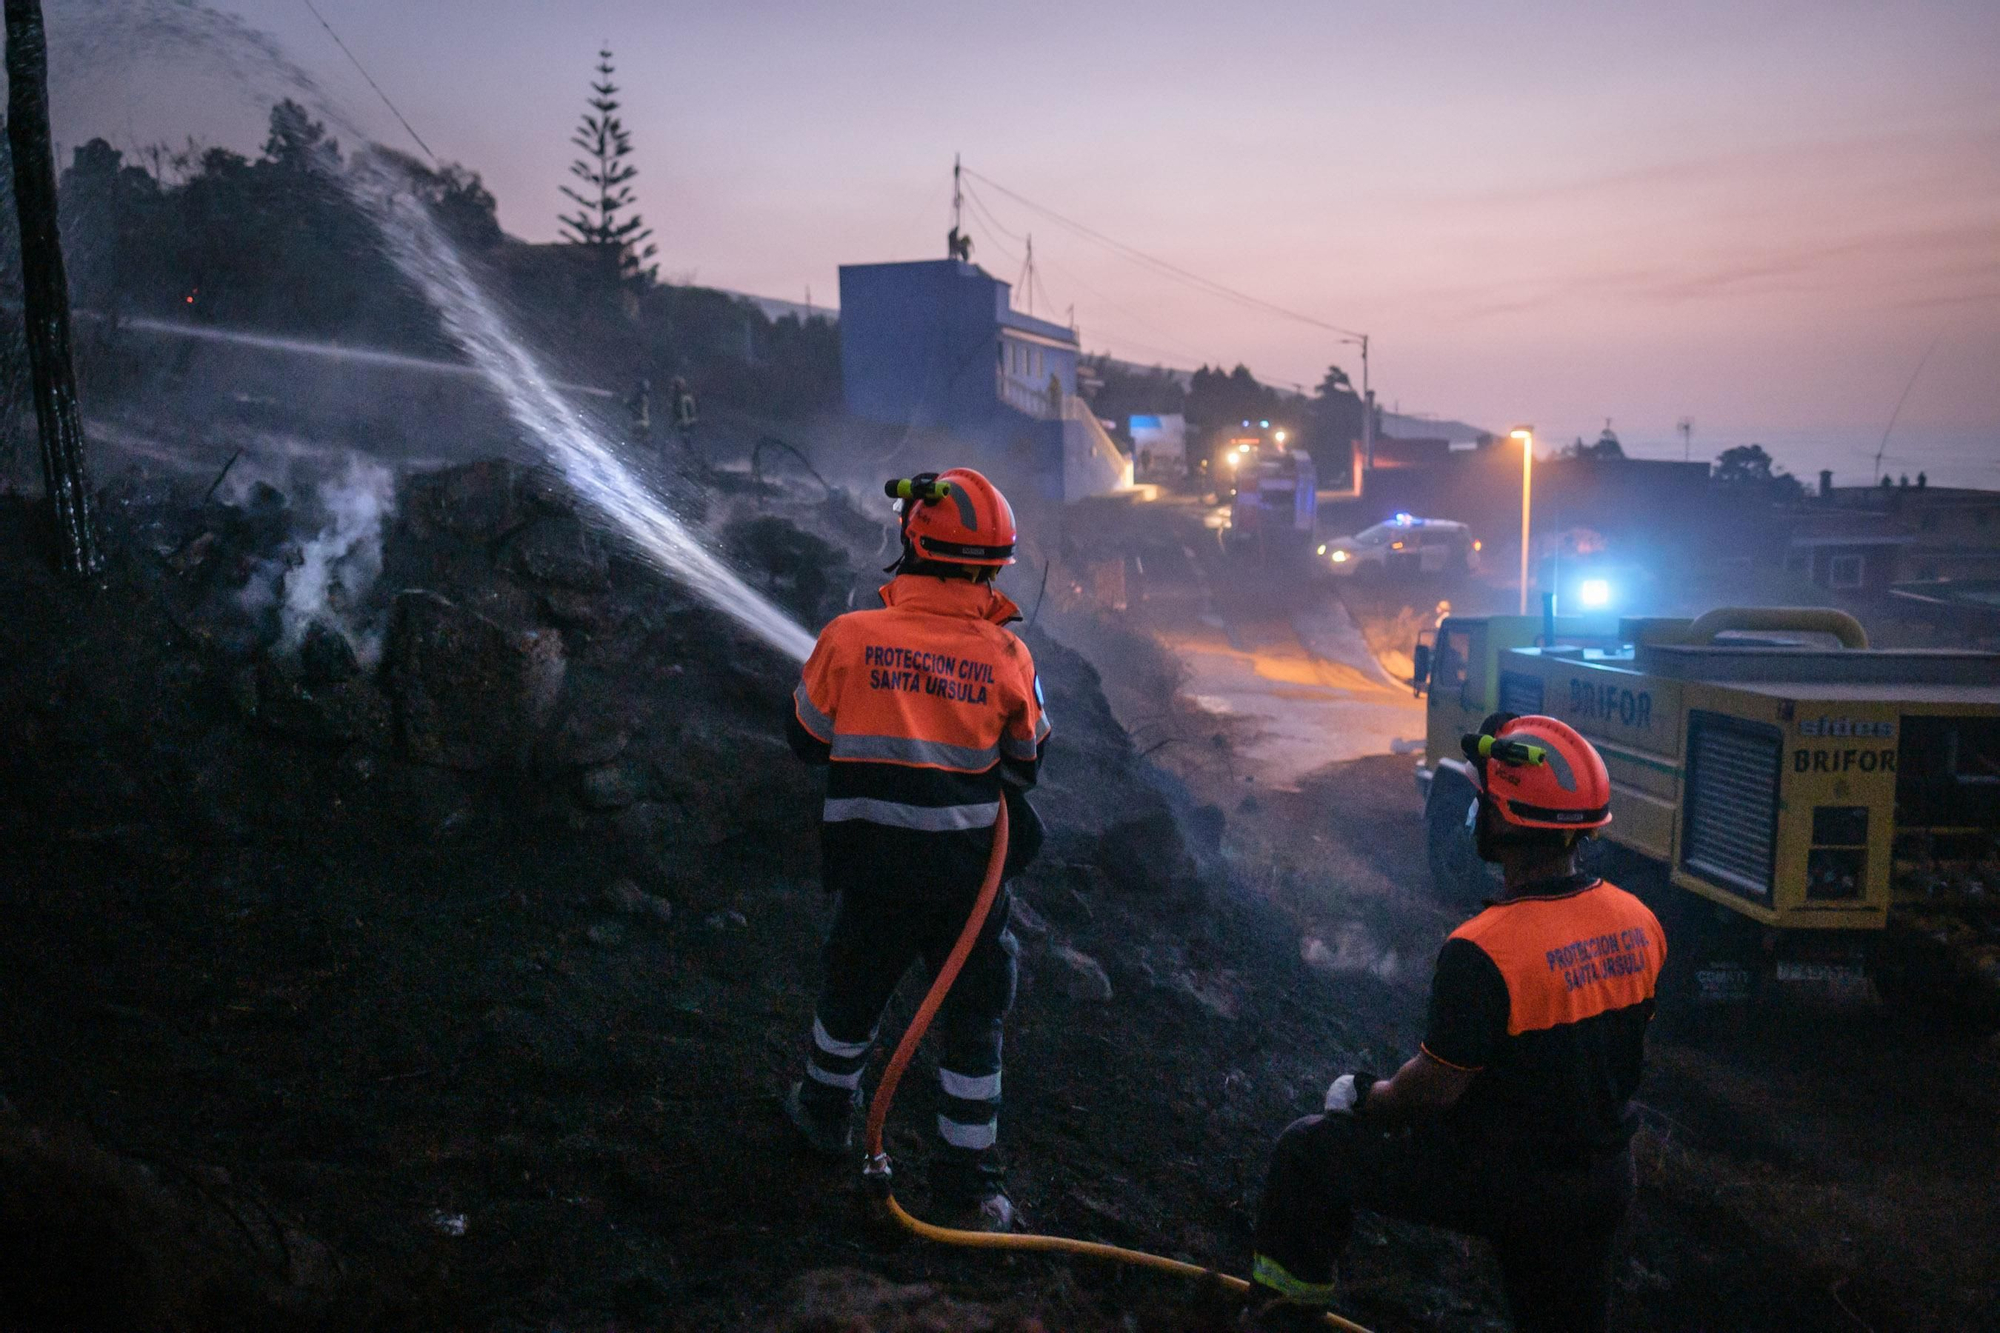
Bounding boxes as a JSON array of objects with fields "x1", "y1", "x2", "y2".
[
  {"x1": 884, "y1": 472, "x2": 941, "y2": 573},
  {"x1": 1472, "y1": 790, "x2": 1560, "y2": 864}
]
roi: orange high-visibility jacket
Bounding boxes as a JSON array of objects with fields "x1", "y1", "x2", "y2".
[
  {"x1": 792, "y1": 575, "x2": 1051, "y2": 833},
  {"x1": 1422, "y1": 877, "x2": 1666, "y2": 1154}
]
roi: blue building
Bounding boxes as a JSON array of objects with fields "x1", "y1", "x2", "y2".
[{"x1": 838, "y1": 258, "x2": 1129, "y2": 501}]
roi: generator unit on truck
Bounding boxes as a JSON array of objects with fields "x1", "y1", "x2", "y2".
[{"x1": 1411, "y1": 607, "x2": 2000, "y2": 1012}]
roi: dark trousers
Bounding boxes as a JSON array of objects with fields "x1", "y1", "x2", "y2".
[
  {"x1": 798, "y1": 874, "x2": 1019, "y2": 1201},
  {"x1": 1254, "y1": 1113, "x2": 1635, "y2": 1333}
]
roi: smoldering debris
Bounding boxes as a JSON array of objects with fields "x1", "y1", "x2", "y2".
[{"x1": 277, "y1": 457, "x2": 395, "y2": 664}]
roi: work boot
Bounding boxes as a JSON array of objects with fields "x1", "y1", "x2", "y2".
[
  {"x1": 938, "y1": 1191, "x2": 1016, "y2": 1234},
  {"x1": 1239, "y1": 1256, "x2": 1342, "y2": 1331},
  {"x1": 784, "y1": 1081, "x2": 856, "y2": 1159}
]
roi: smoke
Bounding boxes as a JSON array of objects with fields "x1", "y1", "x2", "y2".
[
  {"x1": 52, "y1": 0, "x2": 816, "y2": 664},
  {"x1": 279, "y1": 456, "x2": 394, "y2": 664},
  {"x1": 1301, "y1": 925, "x2": 1403, "y2": 983},
  {"x1": 234, "y1": 452, "x2": 395, "y2": 667}
]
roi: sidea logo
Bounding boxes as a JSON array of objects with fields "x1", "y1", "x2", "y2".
[{"x1": 1797, "y1": 716, "x2": 1895, "y2": 739}]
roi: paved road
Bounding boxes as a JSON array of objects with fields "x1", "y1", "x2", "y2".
[{"x1": 1065, "y1": 493, "x2": 1427, "y2": 789}]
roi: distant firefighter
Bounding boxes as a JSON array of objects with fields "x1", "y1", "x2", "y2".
[
  {"x1": 626, "y1": 377, "x2": 652, "y2": 445},
  {"x1": 669, "y1": 376, "x2": 700, "y2": 465}
]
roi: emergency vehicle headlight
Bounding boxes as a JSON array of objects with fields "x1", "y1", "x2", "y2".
[
  {"x1": 1317, "y1": 544, "x2": 1327, "y2": 555},
  {"x1": 1579, "y1": 578, "x2": 1612, "y2": 609},
  {"x1": 1331, "y1": 549, "x2": 1349, "y2": 563}
]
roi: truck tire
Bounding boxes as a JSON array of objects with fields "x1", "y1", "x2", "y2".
[{"x1": 1426, "y1": 770, "x2": 1499, "y2": 912}]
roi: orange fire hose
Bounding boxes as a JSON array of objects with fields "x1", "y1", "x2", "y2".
[{"x1": 860, "y1": 800, "x2": 1372, "y2": 1333}]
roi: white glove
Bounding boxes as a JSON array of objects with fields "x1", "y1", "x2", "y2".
[{"x1": 1325, "y1": 1073, "x2": 1361, "y2": 1114}]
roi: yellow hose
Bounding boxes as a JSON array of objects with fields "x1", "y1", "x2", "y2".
[
  {"x1": 862, "y1": 803, "x2": 1374, "y2": 1333},
  {"x1": 881, "y1": 1194, "x2": 1373, "y2": 1332}
]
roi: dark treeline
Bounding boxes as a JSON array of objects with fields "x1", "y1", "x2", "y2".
[
  {"x1": 6, "y1": 98, "x2": 839, "y2": 450},
  {"x1": 1083, "y1": 355, "x2": 1372, "y2": 483}
]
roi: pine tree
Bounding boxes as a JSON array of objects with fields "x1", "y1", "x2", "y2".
[{"x1": 558, "y1": 47, "x2": 656, "y2": 283}]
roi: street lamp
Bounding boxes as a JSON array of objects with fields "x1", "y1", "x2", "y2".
[{"x1": 1510, "y1": 427, "x2": 1534, "y2": 615}]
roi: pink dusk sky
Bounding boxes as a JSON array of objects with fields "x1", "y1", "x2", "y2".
[{"x1": 49, "y1": 0, "x2": 2000, "y2": 485}]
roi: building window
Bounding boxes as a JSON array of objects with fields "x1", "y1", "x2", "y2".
[{"x1": 1828, "y1": 554, "x2": 1864, "y2": 589}]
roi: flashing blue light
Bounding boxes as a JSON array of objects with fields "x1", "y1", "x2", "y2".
[
  {"x1": 1579, "y1": 578, "x2": 1613, "y2": 609},
  {"x1": 1242, "y1": 419, "x2": 1251, "y2": 427},
  {"x1": 1259, "y1": 419, "x2": 1270, "y2": 429},
  {"x1": 1393, "y1": 511, "x2": 1414, "y2": 525}
]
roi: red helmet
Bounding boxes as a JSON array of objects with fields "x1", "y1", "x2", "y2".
[
  {"x1": 1462, "y1": 714, "x2": 1612, "y2": 831},
  {"x1": 891, "y1": 467, "x2": 1017, "y2": 567}
]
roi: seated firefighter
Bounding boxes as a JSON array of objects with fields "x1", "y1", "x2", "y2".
[
  {"x1": 783, "y1": 467, "x2": 1050, "y2": 1233},
  {"x1": 1246, "y1": 714, "x2": 1666, "y2": 1333}
]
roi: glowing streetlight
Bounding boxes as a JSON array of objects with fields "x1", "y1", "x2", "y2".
[{"x1": 1510, "y1": 428, "x2": 1534, "y2": 615}]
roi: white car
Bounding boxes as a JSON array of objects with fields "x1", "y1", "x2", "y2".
[{"x1": 1319, "y1": 514, "x2": 1479, "y2": 577}]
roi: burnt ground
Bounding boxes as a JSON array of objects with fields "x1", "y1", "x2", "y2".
[{"x1": 0, "y1": 462, "x2": 1994, "y2": 1333}]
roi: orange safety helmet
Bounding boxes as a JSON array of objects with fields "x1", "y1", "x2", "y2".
[
  {"x1": 1461, "y1": 713, "x2": 1612, "y2": 831},
  {"x1": 889, "y1": 467, "x2": 1017, "y2": 567}
]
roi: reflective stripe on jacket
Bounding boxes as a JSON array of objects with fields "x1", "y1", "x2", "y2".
[{"x1": 793, "y1": 575, "x2": 1050, "y2": 832}]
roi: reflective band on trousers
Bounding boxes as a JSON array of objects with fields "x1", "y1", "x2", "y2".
[
  {"x1": 813, "y1": 1018, "x2": 874, "y2": 1059},
  {"x1": 807, "y1": 1061, "x2": 862, "y2": 1090},
  {"x1": 936, "y1": 1115, "x2": 997, "y2": 1150},
  {"x1": 1251, "y1": 1254, "x2": 1338, "y2": 1304},
  {"x1": 822, "y1": 798, "x2": 1000, "y2": 831},
  {"x1": 831, "y1": 732, "x2": 1000, "y2": 770},
  {"x1": 938, "y1": 1068, "x2": 1001, "y2": 1100}
]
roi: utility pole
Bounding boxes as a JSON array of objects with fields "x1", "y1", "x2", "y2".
[
  {"x1": 1337, "y1": 332, "x2": 1375, "y2": 469},
  {"x1": 947, "y1": 153, "x2": 972, "y2": 262},
  {"x1": 1677, "y1": 416, "x2": 1693, "y2": 462},
  {"x1": 1018, "y1": 234, "x2": 1034, "y2": 316},
  {"x1": 5, "y1": 0, "x2": 102, "y2": 577},
  {"x1": 1510, "y1": 427, "x2": 1535, "y2": 616},
  {"x1": 1360, "y1": 333, "x2": 1373, "y2": 470}
]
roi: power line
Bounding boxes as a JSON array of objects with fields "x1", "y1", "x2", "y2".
[
  {"x1": 970, "y1": 172, "x2": 1237, "y2": 366},
  {"x1": 960, "y1": 178, "x2": 1027, "y2": 245},
  {"x1": 1042, "y1": 255, "x2": 1215, "y2": 364},
  {"x1": 962, "y1": 166, "x2": 1366, "y2": 340},
  {"x1": 976, "y1": 209, "x2": 1215, "y2": 363},
  {"x1": 1872, "y1": 330, "x2": 1943, "y2": 482},
  {"x1": 299, "y1": 0, "x2": 436, "y2": 162},
  {"x1": 961, "y1": 208, "x2": 1020, "y2": 268}
]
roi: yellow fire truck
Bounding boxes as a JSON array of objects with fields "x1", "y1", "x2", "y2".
[{"x1": 1412, "y1": 607, "x2": 2000, "y2": 1012}]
